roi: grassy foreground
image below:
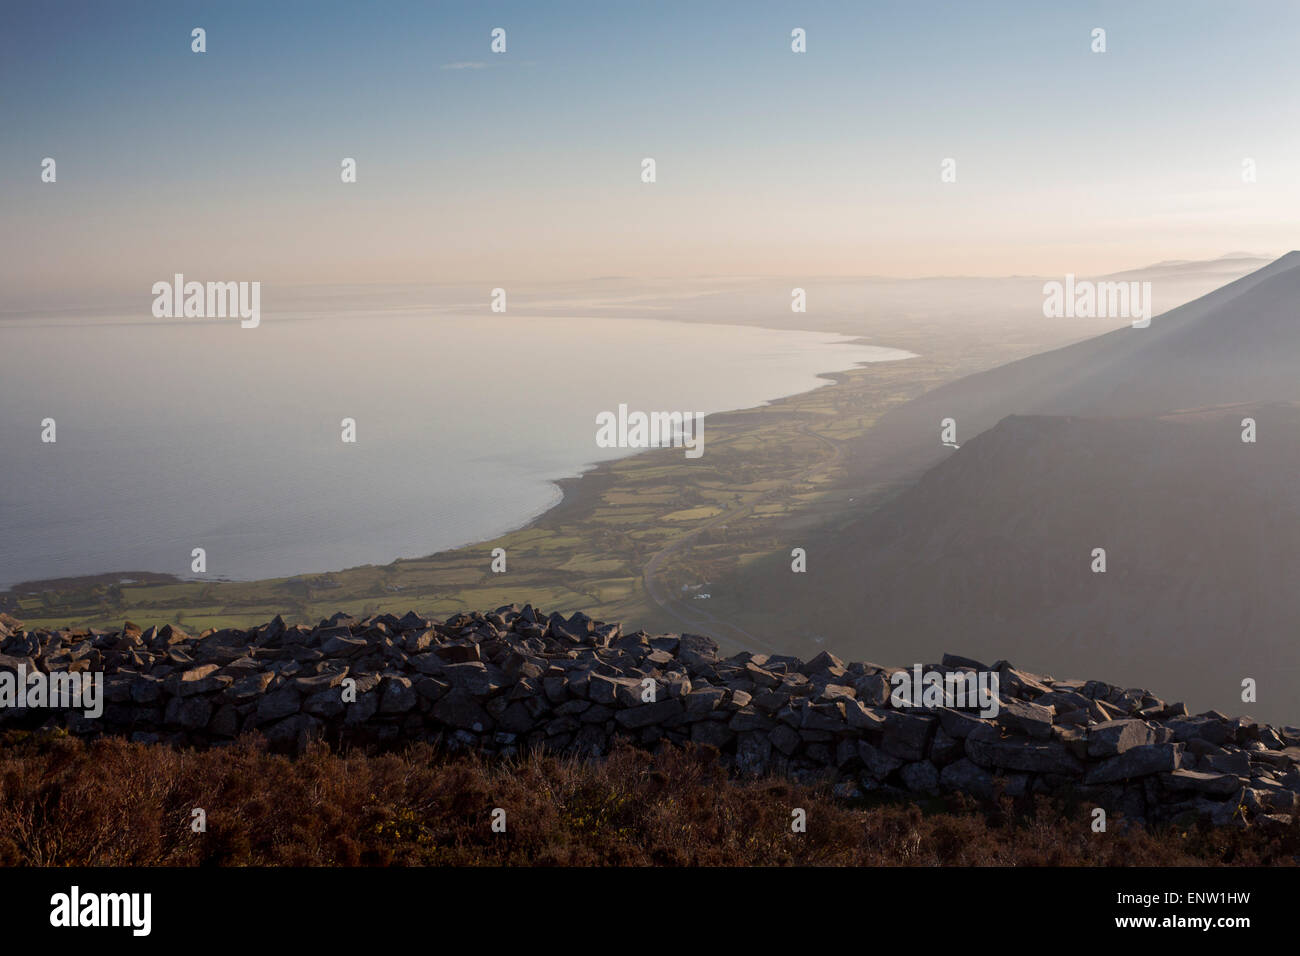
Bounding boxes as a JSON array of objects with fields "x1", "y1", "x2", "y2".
[{"x1": 1, "y1": 731, "x2": 1295, "y2": 866}]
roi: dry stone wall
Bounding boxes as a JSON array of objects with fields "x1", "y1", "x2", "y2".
[{"x1": 2, "y1": 606, "x2": 1298, "y2": 829}]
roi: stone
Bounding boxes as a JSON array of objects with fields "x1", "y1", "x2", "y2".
[
  {"x1": 1088, "y1": 719, "x2": 1157, "y2": 757},
  {"x1": 966, "y1": 725, "x2": 1084, "y2": 775},
  {"x1": 853, "y1": 673, "x2": 891, "y2": 707},
  {"x1": 264, "y1": 713, "x2": 321, "y2": 754},
  {"x1": 321, "y1": 634, "x2": 368, "y2": 657},
  {"x1": 858, "y1": 741, "x2": 903, "y2": 779},
  {"x1": 379, "y1": 676, "x2": 418, "y2": 713},
  {"x1": 614, "y1": 698, "x2": 684, "y2": 730},
  {"x1": 930, "y1": 727, "x2": 963, "y2": 767},
  {"x1": 996, "y1": 698, "x2": 1055, "y2": 739},
  {"x1": 770, "y1": 723, "x2": 802, "y2": 756},
  {"x1": 256, "y1": 687, "x2": 302, "y2": 723},
  {"x1": 293, "y1": 668, "x2": 348, "y2": 694},
  {"x1": 844, "y1": 699, "x2": 887, "y2": 732},
  {"x1": 939, "y1": 758, "x2": 995, "y2": 801},
  {"x1": 678, "y1": 633, "x2": 719, "y2": 670},
  {"x1": 4, "y1": 606, "x2": 1293, "y2": 829},
  {"x1": 690, "y1": 720, "x2": 735, "y2": 748},
  {"x1": 1084, "y1": 744, "x2": 1181, "y2": 785},
  {"x1": 1161, "y1": 768, "x2": 1242, "y2": 797},
  {"x1": 735, "y1": 731, "x2": 772, "y2": 776},
  {"x1": 877, "y1": 711, "x2": 934, "y2": 761},
  {"x1": 164, "y1": 695, "x2": 211, "y2": 730},
  {"x1": 432, "y1": 688, "x2": 493, "y2": 732},
  {"x1": 303, "y1": 687, "x2": 347, "y2": 718},
  {"x1": 937, "y1": 707, "x2": 989, "y2": 739},
  {"x1": 900, "y1": 760, "x2": 941, "y2": 794},
  {"x1": 129, "y1": 675, "x2": 164, "y2": 704}
]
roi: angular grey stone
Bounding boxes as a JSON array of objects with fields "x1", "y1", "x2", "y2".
[
  {"x1": 614, "y1": 697, "x2": 684, "y2": 729},
  {"x1": 770, "y1": 723, "x2": 801, "y2": 756},
  {"x1": 1205, "y1": 750, "x2": 1252, "y2": 776},
  {"x1": 587, "y1": 673, "x2": 622, "y2": 705},
  {"x1": 690, "y1": 720, "x2": 734, "y2": 748},
  {"x1": 728, "y1": 689, "x2": 754, "y2": 709},
  {"x1": 435, "y1": 642, "x2": 480, "y2": 664},
  {"x1": 210, "y1": 703, "x2": 239, "y2": 737},
  {"x1": 1167, "y1": 715, "x2": 1234, "y2": 746},
  {"x1": 818, "y1": 683, "x2": 856, "y2": 704},
  {"x1": 431, "y1": 688, "x2": 492, "y2": 732},
  {"x1": 440, "y1": 662, "x2": 505, "y2": 697},
  {"x1": 1084, "y1": 744, "x2": 1181, "y2": 785},
  {"x1": 293, "y1": 667, "x2": 348, "y2": 693},
  {"x1": 130, "y1": 675, "x2": 164, "y2": 704},
  {"x1": 321, "y1": 634, "x2": 367, "y2": 657},
  {"x1": 264, "y1": 713, "x2": 321, "y2": 754},
  {"x1": 996, "y1": 698, "x2": 1055, "y2": 739},
  {"x1": 930, "y1": 727, "x2": 963, "y2": 767},
  {"x1": 164, "y1": 695, "x2": 211, "y2": 730},
  {"x1": 800, "y1": 702, "x2": 846, "y2": 733},
  {"x1": 729, "y1": 708, "x2": 774, "y2": 732},
  {"x1": 853, "y1": 673, "x2": 891, "y2": 707},
  {"x1": 939, "y1": 757, "x2": 995, "y2": 800},
  {"x1": 844, "y1": 698, "x2": 887, "y2": 732},
  {"x1": 411, "y1": 652, "x2": 448, "y2": 675},
  {"x1": 614, "y1": 678, "x2": 649, "y2": 708},
  {"x1": 256, "y1": 687, "x2": 302, "y2": 723},
  {"x1": 1088, "y1": 719, "x2": 1157, "y2": 757},
  {"x1": 1161, "y1": 768, "x2": 1242, "y2": 797},
  {"x1": 303, "y1": 687, "x2": 347, "y2": 718},
  {"x1": 937, "y1": 707, "x2": 989, "y2": 739},
  {"x1": 735, "y1": 731, "x2": 772, "y2": 776},
  {"x1": 966, "y1": 724, "x2": 1084, "y2": 775},
  {"x1": 858, "y1": 740, "x2": 903, "y2": 779},
  {"x1": 744, "y1": 662, "x2": 780, "y2": 688},
  {"x1": 224, "y1": 670, "x2": 274, "y2": 703},
  {"x1": 163, "y1": 664, "x2": 228, "y2": 698},
  {"x1": 343, "y1": 690, "x2": 379, "y2": 725},
  {"x1": 878, "y1": 711, "x2": 934, "y2": 761},
  {"x1": 678, "y1": 633, "x2": 719, "y2": 669},
  {"x1": 683, "y1": 686, "x2": 726, "y2": 716},
  {"x1": 900, "y1": 760, "x2": 941, "y2": 794},
  {"x1": 379, "y1": 676, "x2": 417, "y2": 713}
]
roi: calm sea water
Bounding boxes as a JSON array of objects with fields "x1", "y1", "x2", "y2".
[{"x1": 0, "y1": 306, "x2": 914, "y2": 588}]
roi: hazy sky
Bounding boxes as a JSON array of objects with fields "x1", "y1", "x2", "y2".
[{"x1": 3, "y1": 0, "x2": 1299, "y2": 303}]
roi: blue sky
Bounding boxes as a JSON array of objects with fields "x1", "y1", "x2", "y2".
[{"x1": 3, "y1": 0, "x2": 1298, "y2": 300}]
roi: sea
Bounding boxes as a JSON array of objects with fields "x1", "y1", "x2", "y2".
[{"x1": 0, "y1": 300, "x2": 914, "y2": 588}]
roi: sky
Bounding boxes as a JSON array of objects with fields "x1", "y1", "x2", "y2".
[{"x1": 3, "y1": 0, "x2": 1299, "y2": 304}]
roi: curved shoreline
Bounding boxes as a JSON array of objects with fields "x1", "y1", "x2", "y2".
[
  {"x1": 1, "y1": 340, "x2": 916, "y2": 598},
  {"x1": 423, "y1": 346, "x2": 917, "y2": 557}
]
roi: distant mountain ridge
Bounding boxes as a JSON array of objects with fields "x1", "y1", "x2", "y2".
[{"x1": 795, "y1": 253, "x2": 1300, "y2": 722}]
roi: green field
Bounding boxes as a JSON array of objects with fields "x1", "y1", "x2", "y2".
[{"x1": 4, "y1": 319, "x2": 1056, "y2": 646}]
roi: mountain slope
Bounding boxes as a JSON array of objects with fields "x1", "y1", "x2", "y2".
[
  {"x1": 842, "y1": 251, "x2": 1300, "y2": 493},
  {"x1": 809, "y1": 407, "x2": 1300, "y2": 722},
  {"x1": 789, "y1": 254, "x2": 1300, "y2": 722}
]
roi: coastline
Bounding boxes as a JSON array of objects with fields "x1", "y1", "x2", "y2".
[
  {"x1": 523, "y1": 364, "x2": 870, "y2": 535},
  {"x1": 1, "y1": 339, "x2": 914, "y2": 602}
]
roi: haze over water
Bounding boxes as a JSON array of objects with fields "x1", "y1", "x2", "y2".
[{"x1": 0, "y1": 300, "x2": 913, "y2": 589}]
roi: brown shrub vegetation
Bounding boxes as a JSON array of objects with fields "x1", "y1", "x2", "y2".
[{"x1": 0, "y1": 730, "x2": 1295, "y2": 866}]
